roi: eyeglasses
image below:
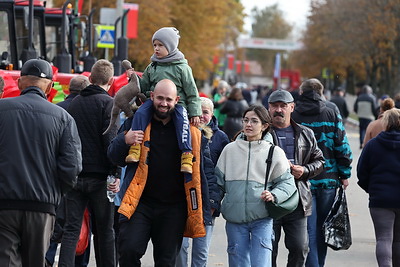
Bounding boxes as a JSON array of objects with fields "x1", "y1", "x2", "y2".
[{"x1": 242, "y1": 118, "x2": 261, "y2": 125}]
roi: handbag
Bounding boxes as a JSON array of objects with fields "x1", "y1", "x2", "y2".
[
  {"x1": 264, "y1": 145, "x2": 299, "y2": 220},
  {"x1": 323, "y1": 185, "x2": 352, "y2": 250}
]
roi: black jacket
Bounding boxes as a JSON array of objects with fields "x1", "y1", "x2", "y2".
[
  {"x1": 0, "y1": 87, "x2": 82, "y2": 215},
  {"x1": 108, "y1": 117, "x2": 220, "y2": 225},
  {"x1": 68, "y1": 84, "x2": 117, "y2": 178},
  {"x1": 330, "y1": 95, "x2": 349, "y2": 120},
  {"x1": 199, "y1": 126, "x2": 221, "y2": 222},
  {"x1": 271, "y1": 119, "x2": 325, "y2": 216},
  {"x1": 357, "y1": 130, "x2": 400, "y2": 208},
  {"x1": 208, "y1": 116, "x2": 229, "y2": 166},
  {"x1": 57, "y1": 93, "x2": 79, "y2": 110},
  {"x1": 220, "y1": 99, "x2": 248, "y2": 140}
]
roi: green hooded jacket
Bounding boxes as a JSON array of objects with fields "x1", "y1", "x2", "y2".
[{"x1": 140, "y1": 59, "x2": 201, "y2": 118}]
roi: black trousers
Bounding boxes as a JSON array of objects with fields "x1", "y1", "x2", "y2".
[
  {"x1": 118, "y1": 200, "x2": 187, "y2": 267},
  {"x1": 0, "y1": 210, "x2": 55, "y2": 267},
  {"x1": 59, "y1": 177, "x2": 115, "y2": 267},
  {"x1": 272, "y1": 206, "x2": 309, "y2": 267}
]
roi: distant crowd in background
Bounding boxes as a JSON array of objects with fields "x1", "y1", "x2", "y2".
[{"x1": 209, "y1": 78, "x2": 400, "y2": 149}]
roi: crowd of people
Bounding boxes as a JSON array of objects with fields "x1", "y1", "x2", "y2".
[{"x1": 0, "y1": 25, "x2": 399, "y2": 267}]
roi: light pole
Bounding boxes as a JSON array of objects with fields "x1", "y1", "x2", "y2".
[{"x1": 116, "y1": 0, "x2": 124, "y2": 43}]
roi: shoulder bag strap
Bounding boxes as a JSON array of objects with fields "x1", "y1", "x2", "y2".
[{"x1": 264, "y1": 144, "x2": 275, "y2": 190}]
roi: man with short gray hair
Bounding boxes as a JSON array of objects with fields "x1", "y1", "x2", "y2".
[{"x1": 57, "y1": 75, "x2": 90, "y2": 110}]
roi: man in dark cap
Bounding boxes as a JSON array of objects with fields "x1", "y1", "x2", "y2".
[
  {"x1": 268, "y1": 89, "x2": 325, "y2": 267},
  {"x1": 0, "y1": 58, "x2": 82, "y2": 266}
]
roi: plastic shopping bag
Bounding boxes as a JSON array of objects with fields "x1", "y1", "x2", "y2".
[{"x1": 323, "y1": 186, "x2": 352, "y2": 250}]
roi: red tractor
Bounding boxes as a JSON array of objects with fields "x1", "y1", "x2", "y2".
[{"x1": 0, "y1": 0, "x2": 130, "y2": 100}]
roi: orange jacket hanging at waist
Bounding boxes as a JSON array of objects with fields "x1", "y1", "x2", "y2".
[{"x1": 118, "y1": 124, "x2": 206, "y2": 238}]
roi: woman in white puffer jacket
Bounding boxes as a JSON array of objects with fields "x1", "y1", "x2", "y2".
[{"x1": 215, "y1": 105, "x2": 296, "y2": 267}]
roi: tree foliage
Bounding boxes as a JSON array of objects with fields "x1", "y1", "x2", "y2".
[
  {"x1": 292, "y1": 0, "x2": 400, "y2": 95},
  {"x1": 52, "y1": 0, "x2": 244, "y2": 81},
  {"x1": 247, "y1": 4, "x2": 293, "y2": 76}
]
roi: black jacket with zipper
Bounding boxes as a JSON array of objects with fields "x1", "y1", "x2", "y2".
[
  {"x1": 0, "y1": 87, "x2": 82, "y2": 215},
  {"x1": 67, "y1": 84, "x2": 117, "y2": 178}
]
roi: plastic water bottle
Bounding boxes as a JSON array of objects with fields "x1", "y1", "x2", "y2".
[{"x1": 107, "y1": 175, "x2": 116, "y2": 202}]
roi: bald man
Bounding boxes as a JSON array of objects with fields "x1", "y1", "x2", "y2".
[
  {"x1": 108, "y1": 79, "x2": 207, "y2": 267},
  {"x1": 57, "y1": 75, "x2": 90, "y2": 110}
]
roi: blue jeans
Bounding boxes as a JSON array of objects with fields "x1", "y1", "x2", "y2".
[
  {"x1": 176, "y1": 222, "x2": 215, "y2": 267},
  {"x1": 225, "y1": 218, "x2": 274, "y2": 267},
  {"x1": 59, "y1": 177, "x2": 115, "y2": 267},
  {"x1": 305, "y1": 188, "x2": 336, "y2": 267},
  {"x1": 132, "y1": 100, "x2": 192, "y2": 152}
]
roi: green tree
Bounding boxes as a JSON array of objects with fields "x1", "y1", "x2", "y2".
[
  {"x1": 293, "y1": 0, "x2": 400, "y2": 95},
  {"x1": 53, "y1": 0, "x2": 245, "y2": 82},
  {"x1": 246, "y1": 4, "x2": 292, "y2": 76}
]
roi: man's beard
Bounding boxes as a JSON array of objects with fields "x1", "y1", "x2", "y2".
[{"x1": 154, "y1": 106, "x2": 175, "y2": 120}]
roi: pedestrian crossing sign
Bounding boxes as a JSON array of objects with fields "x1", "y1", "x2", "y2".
[{"x1": 96, "y1": 25, "x2": 115, "y2": 48}]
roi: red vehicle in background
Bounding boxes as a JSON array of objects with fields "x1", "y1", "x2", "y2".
[
  {"x1": 273, "y1": 69, "x2": 301, "y2": 92},
  {"x1": 0, "y1": 0, "x2": 130, "y2": 100}
]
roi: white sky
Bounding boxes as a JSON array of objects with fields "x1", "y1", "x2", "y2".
[{"x1": 241, "y1": 0, "x2": 311, "y2": 38}]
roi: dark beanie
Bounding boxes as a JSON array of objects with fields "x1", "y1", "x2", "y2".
[{"x1": 152, "y1": 27, "x2": 180, "y2": 54}]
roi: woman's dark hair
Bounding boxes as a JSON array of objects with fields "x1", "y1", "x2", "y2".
[
  {"x1": 241, "y1": 105, "x2": 272, "y2": 139},
  {"x1": 228, "y1": 87, "x2": 244, "y2": 101}
]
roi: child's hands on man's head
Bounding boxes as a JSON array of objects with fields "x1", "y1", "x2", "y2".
[{"x1": 190, "y1": 116, "x2": 200, "y2": 127}]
